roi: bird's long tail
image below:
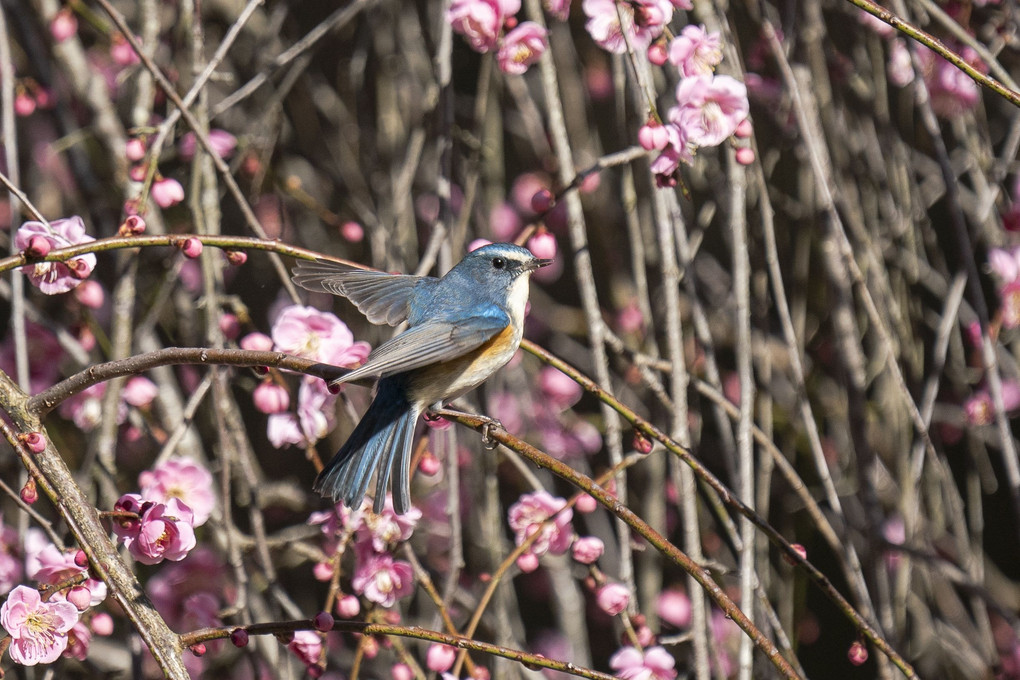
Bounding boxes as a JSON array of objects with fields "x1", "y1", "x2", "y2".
[{"x1": 313, "y1": 379, "x2": 419, "y2": 514}]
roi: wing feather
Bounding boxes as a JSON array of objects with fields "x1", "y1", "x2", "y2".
[
  {"x1": 335, "y1": 315, "x2": 509, "y2": 383},
  {"x1": 292, "y1": 258, "x2": 425, "y2": 326}
]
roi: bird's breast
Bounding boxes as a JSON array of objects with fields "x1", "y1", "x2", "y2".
[{"x1": 406, "y1": 323, "x2": 521, "y2": 407}]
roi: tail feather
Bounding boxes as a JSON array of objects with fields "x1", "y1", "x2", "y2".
[{"x1": 313, "y1": 379, "x2": 420, "y2": 513}]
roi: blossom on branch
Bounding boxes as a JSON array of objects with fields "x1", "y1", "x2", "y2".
[
  {"x1": 0, "y1": 585, "x2": 80, "y2": 665},
  {"x1": 15, "y1": 216, "x2": 96, "y2": 294}
]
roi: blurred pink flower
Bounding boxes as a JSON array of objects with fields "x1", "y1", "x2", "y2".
[
  {"x1": 351, "y1": 553, "x2": 414, "y2": 607},
  {"x1": 656, "y1": 588, "x2": 691, "y2": 628},
  {"x1": 887, "y1": 39, "x2": 915, "y2": 87},
  {"x1": 571, "y1": 536, "x2": 604, "y2": 564},
  {"x1": 240, "y1": 331, "x2": 274, "y2": 351},
  {"x1": 583, "y1": 0, "x2": 672, "y2": 54},
  {"x1": 670, "y1": 74, "x2": 749, "y2": 148},
  {"x1": 179, "y1": 129, "x2": 237, "y2": 161},
  {"x1": 110, "y1": 33, "x2": 140, "y2": 66},
  {"x1": 920, "y1": 44, "x2": 983, "y2": 119},
  {"x1": 271, "y1": 304, "x2": 371, "y2": 367},
  {"x1": 498, "y1": 22, "x2": 547, "y2": 74},
  {"x1": 545, "y1": 0, "x2": 571, "y2": 20},
  {"x1": 0, "y1": 521, "x2": 21, "y2": 596},
  {"x1": 0, "y1": 585, "x2": 79, "y2": 665},
  {"x1": 63, "y1": 620, "x2": 91, "y2": 660},
  {"x1": 16, "y1": 216, "x2": 97, "y2": 294},
  {"x1": 125, "y1": 137, "x2": 147, "y2": 162},
  {"x1": 152, "y1": 177, "x2": 185, "y2": 208},
  {"x1": 73, "y1": 279, "x2": 105, "y2": 309},
  {"x1": 489, "y1": 202, "x2": 521, "y2": 241},
  {"x1": 609, "y1": 646, "x2": 677, "y2": 680},
  {"x1": 139, "y1": 457, "x2": 215, "y2": 526},
  {"x1": 146, "y1": 548, "x2": 227, "y2": 629},
  {"x1": 427, "y1": 644, "x2": 456, "y2": 672},
  {"x1": 965, "y1": 381, "x2": 1020, "y2": 425},
  {"x1": 596, "y1": 582, "x2": 631, "y2": 615},
  {"x1": 989, "y1": 246, "x2": 1020, "y2": 283},
  {"x1": 50, "y1": 8, "x2": 77, "y2": 42},
  {"x1": 508, "y1": 490, "x2": 573, "y2": 557},
  {"x1": 253, "y1": 381, "x2": 290, "y2": 414},
  {"x1": 448, "y1": 0, "x2": 520, "y2": 52},
  {"x1": 668, "y1": 25, "x2": 722, "y2": 77},
  {"x1": 288, "y1": 630, "x2": 322, "y2": 668},
  {"x1": 58, "y1": 383, "x2": 120, "y2": 432},
  {"x1": 1001, "y1": 280, "x2": 1020, "y2": 328},
  {"x1": 0, "y1": 321, "x2": 62, "y2": 393},
  {"x1": 538, "y1": 366, "x2": 582, "y2": 411},
  {"x1": 122, "y1": 375, "x2": 158, "y2": 408},
  {"x1": 528, "y1": 231, "x2": 557, "y2": 260},
  {"x1": 113, "y1": 494, "x2": 197, "y2": 565}
]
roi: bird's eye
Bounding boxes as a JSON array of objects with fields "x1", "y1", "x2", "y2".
[{"x1": 492, "y1": 257, "x2": 506, "y2": 270}]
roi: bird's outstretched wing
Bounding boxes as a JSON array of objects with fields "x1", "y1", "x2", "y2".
[
  {"x1": 292, "y1": 258, "x2": 425, "y2": 326},
  {"x1": 335, "y1": 314, "x2": 509, "y2": 384}
]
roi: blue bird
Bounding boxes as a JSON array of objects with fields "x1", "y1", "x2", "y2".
[{"x1": 292, "y1": 243, "x2": 551, "y2": 514}]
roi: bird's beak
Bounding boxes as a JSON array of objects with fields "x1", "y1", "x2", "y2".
[{"x1": 527, "y1": 258, "x2": 554, "y2": 271}]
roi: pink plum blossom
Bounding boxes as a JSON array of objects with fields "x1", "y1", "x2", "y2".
[
  {"x1": 670, "y1": 74, "x2": 749, "y2": 148},
  {"x1": 112, "y1": 494, "x2": 197, "y2": 565},
  {"x1": 266, "y1": 378, "x2": 339, "y2": 448},
  {"x1": 139, "y1": 457, "x2": 216, "y2": 527},
  {"x1": 29, "y1": 543, "x2": 107, "y2": 607},
  {"x1": 507, "y1": 490, "x2": 573, "y2": 557},
  {"x1": 656, "y1": 588, "x2": 692, "y2": 628},
  {"x1": 357, "y1": 496, "x2": 422, "y2": 552},
  {"x1": 351, "y1": 553, "x2": 414, "y2": 607},
  {"x1": 179, "y1": 129, "x2": 238, "y2": 160},
  {"x1": 253, "y1": 381, "x2": 290, "y2": 413},
  {"x1": 545, "y1": 0, "x2": 571, "y2": 20},
  {"x1": 964, "y1": 381, "x2": 1020, "y2": 425},
  {"x1": 582, "y1": 0, "x2": 673, "y2": 54},
  {"x1": 271, "y1": 304, "x2": 371, "y2": 367},
  {"x1": 15, "y1": 216, "x2": 97, "y2": 294},
  {"x1": 538, "y1": 366, "x2": 582, "y2": 411},
  {"x1": 596, "y1": 582, "x2": 631, "y2": 615},
  {"x1": 288, "y1": 629, "x2": 322, "y2": 667},
  {"x1": 426, "y1": 644, "x2": 456, "y2": 672},
  {"x1": 122, "y1": 375, "x2": 158, "y2": 408},
  {"x1": 571, "y1": 536, "x2": 604, "y2": 564},
  {"x1": 989, "y1": 246, "x2": 1020, "y2": 283},
  {"x1": 0, "y1": 585, "x2": 80, "y2": 665},
  {"x1": 240, "y1": 331, "x2": 274, "y2": 351},
  {"x1": 63, "y1": 620, "x2": 91, "y2": 660},
  {"x1": 498, "y1": 22, "x2": 547, "y2": 74},
  {"x1": 110, "y1": 33, "x2": 140, "y2": 66},
  {"x1": 919, "y1": 44, "x2": 983, "y2": 119},
  {"x1": 609, "y1": 646, "x2": 678, "y2": 680},
  {"x1": 668, "y1": 25, "x2": 722, "y2": 77},
  {"x1": 887, "y1": 39, "x2": 915, "y2": 87},
  {"x1": 50, "y1": 8, "x2": 77, "y2": 42},
  {"x1": 151, "y1": 177, "x2": 185, "y2": 208},
  {"x1": 448, "y1": 0, "x2": 520, "y2": 52},
  {"x1": 649, "y1": 123, "x2": 694, "y2": 186}
]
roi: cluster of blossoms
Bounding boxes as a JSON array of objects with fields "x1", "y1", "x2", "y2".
[
  {"x1": 246, "y1": 304, "x2": 371, "y2": 448},
  {"x1": 644, "y1": 25, "x2": 750, "y2": 186},
  {"x1": 856, "y1": 9, "x2": 984, "y2": 119},
  {"x1": 15, "y1": 216, "x2": 97, "y2": 295},
  {"x1": 0, "y1": 526, "x2": 114, "y2": 666},
  {"x1": 111, "y1": 457, "x2": 214, "y2": 565},
  {"x1": 310, "y1": 496, "x2": 419, "y2": 612},
  {"x1": 447, "y1": 0, "x2": 548, "y2": 74},
  {"x1": 304, "y1": 497, "x2": 418, "y2": 673}
]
